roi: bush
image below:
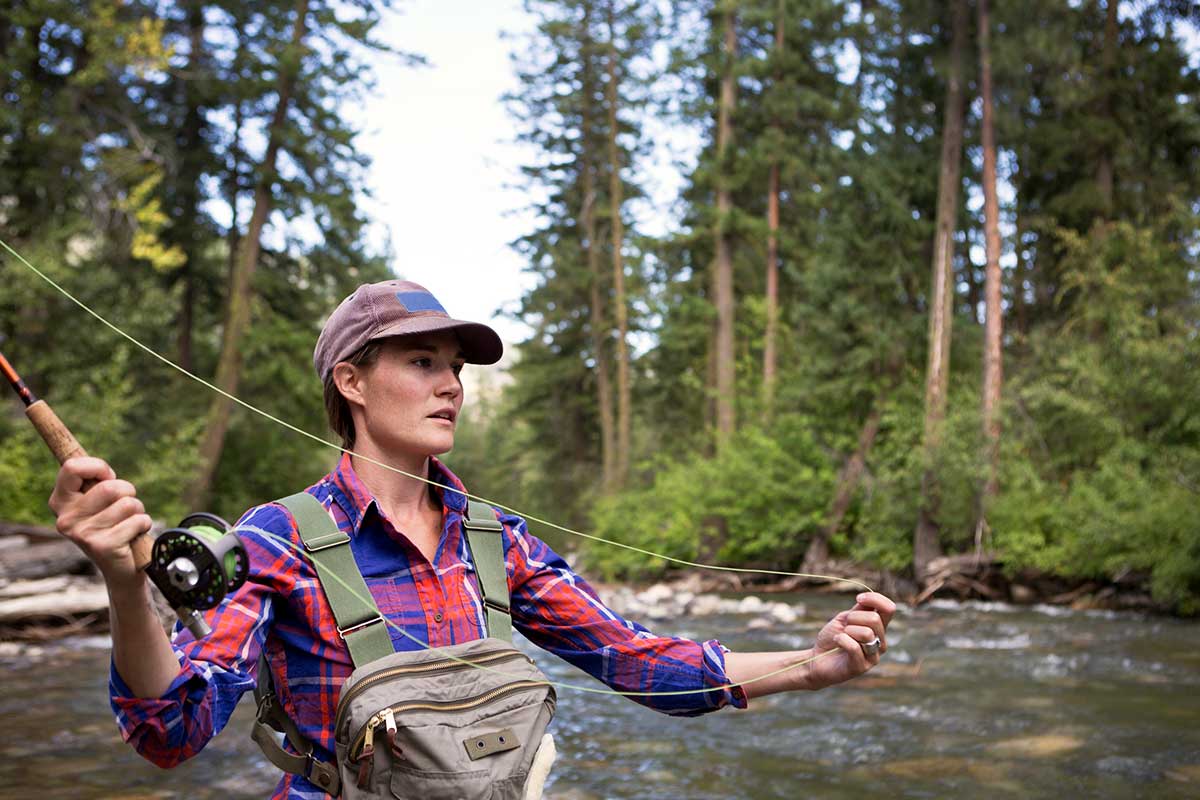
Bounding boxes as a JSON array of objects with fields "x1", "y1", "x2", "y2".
[{"x1": 588, "y1": 416, "x2": 835, "y2": 581}]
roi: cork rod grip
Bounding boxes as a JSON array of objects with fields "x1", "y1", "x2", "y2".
[{"x1": 25, "y1": 400, "x2": 154, "y2": 571}]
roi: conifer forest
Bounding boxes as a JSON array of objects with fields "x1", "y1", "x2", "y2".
[{"x1": 1, "y1": 1, "x2": 1198, "y2": 612}]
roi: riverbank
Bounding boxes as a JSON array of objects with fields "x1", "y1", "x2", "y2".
[{"x1": 0, "y1": 519, "x2": 1178, "y2": 642}]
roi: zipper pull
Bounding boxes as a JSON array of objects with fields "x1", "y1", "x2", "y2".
[
  {"x1": 356, "y1": 717, "x2": 377, "y2": 790},
  {"x1": 383, "y1": 708, "x2": 402, "y2": 759},
  {"x1": 362, "y1": 715, "x2": 377, "y2": 755}
]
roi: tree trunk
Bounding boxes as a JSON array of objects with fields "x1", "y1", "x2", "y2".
[
  {"x1": 580, "y1": 3, "x2": 615, "y2": 493},
  {"x1": 184, "y1": 0, "x2": 310, "y2": 511},
  {"x1": 1012, "y1": 183, "x2": 1029, "y2": 338},
  {"x1": 804, "y1": 397, "x2": 885, "y2": 571},
  {"x1": 762, "y1": 0, "x2": 783, "y2": 424},
  {"x1": 605, "y1": 3, "x2": 631, "y2": 489},
  {"x1": 584, "y1": 168, "x2": 615, "y2": 492},
  {"x1": 174, "y1": 0, "x2": 206, "y2": 374},
  {"x1": 1096, "y1": 0, "x2": 1118, "y2": 217},
  {"x1": 914, "y1": 0, "x2": 968, "y2": 581},
  {"x1": 964, "y1": 259, "x2": 980, "y2": 325},
  {"x1": 978, "y1": 0, "x2": 1004, "y2": 523},
  {"x1": 712, "y1": 3, "x2": 737, "y2": 444}
]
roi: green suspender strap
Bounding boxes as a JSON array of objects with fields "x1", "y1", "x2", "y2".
[
  {"x1": 252, "y1": 491, "x2": 394, "y2": 796},
  {"x1": 276, "y1": 492, "x2": 394, "y2": 667},
  {"x1": 462, "y1": 499, "x2": 513, "y2": 643}
]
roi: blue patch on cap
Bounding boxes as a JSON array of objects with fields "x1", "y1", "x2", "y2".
[{"x1": 396, "y1": 291, "x2": 446, "y2": 314}]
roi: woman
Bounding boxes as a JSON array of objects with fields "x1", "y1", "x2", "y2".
[{"x1": 49, "y1": 279, "x2": 896, "y2": 798}]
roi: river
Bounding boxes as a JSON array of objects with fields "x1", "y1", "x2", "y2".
[{"x1": 0, "y1": 594, "x2": 1197, "y2": 799}]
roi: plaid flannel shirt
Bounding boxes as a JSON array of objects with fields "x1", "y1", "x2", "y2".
[{"x1": 110, "y1": 453, "x2": 746, "y2": 798}]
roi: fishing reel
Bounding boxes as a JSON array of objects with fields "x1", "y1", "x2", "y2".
[{"x1": 146, "y1": 513, "x2": 249, "y2": 639}]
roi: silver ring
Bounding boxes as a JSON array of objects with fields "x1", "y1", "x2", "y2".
[{"x1": 860, "y1": 637, "x2": 881, "y2": 658}]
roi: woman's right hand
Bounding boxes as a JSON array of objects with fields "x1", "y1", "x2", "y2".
[{"x1": 48, "y1": 457, "x2": 154, "y2": 590}]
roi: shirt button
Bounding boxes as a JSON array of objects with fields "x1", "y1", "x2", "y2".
[{"x1": 434, "y1": 612, "x2": 444, "y2": 623}]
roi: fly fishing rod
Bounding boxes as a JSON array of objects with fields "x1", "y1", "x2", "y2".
[{"x1": 0, "y1": 348, "x2": 248, "y2": 637}]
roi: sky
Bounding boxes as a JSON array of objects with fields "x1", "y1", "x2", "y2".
[{"x1": 351, "y1": 0, "x2": 541, "y2": 351}]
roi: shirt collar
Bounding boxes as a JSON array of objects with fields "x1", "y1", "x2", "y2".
[{"x1": 326, "y1": 452, "x2": 469, "y2": 534}]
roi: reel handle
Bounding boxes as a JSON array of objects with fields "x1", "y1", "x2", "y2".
[{"x1": 26, "y1": 399, "x2": 154, "y2": 571}]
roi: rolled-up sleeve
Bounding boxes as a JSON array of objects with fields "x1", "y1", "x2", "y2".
[
  {"x1": 109, "y1": 503, "x2": 292, "y2": 766},
  {"x1": 500, "y1": 511, "x2": 748, "y2": 716}
]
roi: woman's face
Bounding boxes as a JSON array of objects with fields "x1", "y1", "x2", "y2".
[{"x1": 342, "y1": 332, "x2": 466, "y2": 458}]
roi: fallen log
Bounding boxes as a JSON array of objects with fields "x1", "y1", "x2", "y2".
[
  {"x1": 0, "y1": 576, "x2": 73, "y2": 598},
  {"x1": 0, "y1": 539, "x2": 92, "y2": 580},
  {"x1": 0, "y1": 580, "x2": 108, "y2": 622},
  {"x1": 0, "y1": 521, "x2": 61, "y2": 540},
  {"x1": 0, "y1": 536, "x2": 29, "y2": 553}
]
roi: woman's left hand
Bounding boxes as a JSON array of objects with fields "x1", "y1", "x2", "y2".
[{"x1": 802, "y1": 592, "x2": 897, "y2": 690}]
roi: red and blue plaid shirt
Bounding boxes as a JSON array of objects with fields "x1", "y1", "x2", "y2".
[{"x1": 110, "y1": 453, "x2": 746, "y2": 798}]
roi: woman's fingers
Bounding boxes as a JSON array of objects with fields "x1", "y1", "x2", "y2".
[
  {"x1": 835, "y1": 632, "x2": 874, "y2": 671},
  {"x1": 844, "y1": 624, "x2": 879, "y2": 647},
  {"x1": 94, "y1": 512, "x2": 155, "y2": 554},
  {"x1": 49, "y1": 457, "x2": 116, "y2": 513},
  {"x1": 88, "y1": 493, "x2": 147, "y2": 533},
  {"x1": 854, "y1": 592, "x2": 897, "y2": 627},
  {"x1": 844, "y1": 610, "x2": 887, "y2": 652}
]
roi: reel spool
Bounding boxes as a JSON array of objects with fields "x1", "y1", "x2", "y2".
[{"x1": 147, "y1": 512, "x2": 249, "y2": 638}]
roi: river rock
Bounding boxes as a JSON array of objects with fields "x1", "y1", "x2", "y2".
[
  {"x1": 871, "y1": 756, "x2": 1013, "y2": 788},
  {"x1": 768, "y1": 602, "x2": 800, "y2": 624},
  {"x1": 639, "y1": 583, "x2": 674, "y2": 605},
  {"x1": 1010, "y1": 584, "x2": 1037, "y2": 604},
  {"x1": 987, "y1": 733, "x2": 1083, "y2": 758},
  {"x1": 737, "y1": 595, "x2": 766, "y2": 614},
  {"x1": 688, "y1": 594, "x2": 724, "y2": 616},
  {"x1": 1166, "y1": 765, "x2": 1200, "y2": 783}
]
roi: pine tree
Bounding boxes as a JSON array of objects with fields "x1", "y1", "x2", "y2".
[
  {"x1": 914, "y1": 0, "x2": 969, "y2": 581},
  {"x1": 977, "y1": 0, "x2": 1003, "y2": 541}
]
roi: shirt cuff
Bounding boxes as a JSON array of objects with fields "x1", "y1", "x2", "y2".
[
  {"x1": 704, "y1": 639, "x2": 749, "y2": 710},
  {"x1": 109, "y1": 652, "x2": 206, "y2": 738}
]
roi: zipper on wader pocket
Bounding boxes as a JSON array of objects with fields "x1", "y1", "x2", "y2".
[
  {"x1": 335, "y1": 648, "x2": 532, "y2": 737},
  {"x1": 347, "y1": 679, "x2": 549, "y2": 762}
]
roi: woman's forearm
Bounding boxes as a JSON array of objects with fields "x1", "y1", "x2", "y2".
[
  {"x1": 723, "y1": 649, "x2": 816, "y2": 700},
  {"x1": 107, "y1": 576, "x2": 183, "y2": 698}
]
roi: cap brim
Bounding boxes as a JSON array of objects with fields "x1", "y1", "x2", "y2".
[{"x1": 370, "y1": 316, "x2": 504, "y2": 365}]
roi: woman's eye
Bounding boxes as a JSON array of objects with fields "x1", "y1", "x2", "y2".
[
  {"x1": 453, "y1": 364, "x2": 464, "y2": 376},
  {"x1": 413, "y1": 358, "x2": 432, "y2": 368}
]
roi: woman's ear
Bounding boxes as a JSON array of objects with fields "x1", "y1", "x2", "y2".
[{"x1": 332, "y1": 362, "x2": 367, "y2": 408}]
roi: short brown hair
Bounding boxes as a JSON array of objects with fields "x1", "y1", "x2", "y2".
[{"x1": 323, "y1": 341, "x2": 385, "y2": 449}]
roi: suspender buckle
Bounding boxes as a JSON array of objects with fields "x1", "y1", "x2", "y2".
[
  {"x1": 303, "y1": 530, "x2": 351, "y2": 552},
  {"x1": 338, "y1": 614, "x2": 385, "y2": 639},
  {"x1": 484, "y1": 598, "x2": 511, "y2": 614}
]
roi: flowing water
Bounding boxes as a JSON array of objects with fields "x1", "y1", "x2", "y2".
[{"x1": 1, "y1": 594, "x2": 1197, "y2": 799}]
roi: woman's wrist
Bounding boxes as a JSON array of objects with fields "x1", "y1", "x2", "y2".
[
  {"x1": 104, "y1": 571, "x2": 155, "y2": 620},
  {"x1": 791, "y1": 649, "x2": 819, "y2": 692}
]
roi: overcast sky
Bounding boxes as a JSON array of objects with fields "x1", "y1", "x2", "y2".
[{"x1": 351, "y1": 0, "x2": 540, "y2": 350}]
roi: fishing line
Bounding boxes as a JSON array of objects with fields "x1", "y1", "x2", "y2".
[
  {"x1": 0, "y1": 235, "x2": 873, "y2": 593},
  {"x1": 242, "y1": 522, "x2": 850, "y2": 699}
]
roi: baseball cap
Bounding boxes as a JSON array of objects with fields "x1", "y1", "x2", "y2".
[{"x1": 313, "y1": 280, "x2": 503, "y2": 379}]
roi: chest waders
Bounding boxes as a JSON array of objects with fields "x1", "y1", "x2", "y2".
[{"x1": 252, "y1": 494, "x2": 557, "y2": 799}]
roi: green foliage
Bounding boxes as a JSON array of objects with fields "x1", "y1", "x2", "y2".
[{"x1": 588, "y1": 417, "x2": 834, "y2": 580}]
